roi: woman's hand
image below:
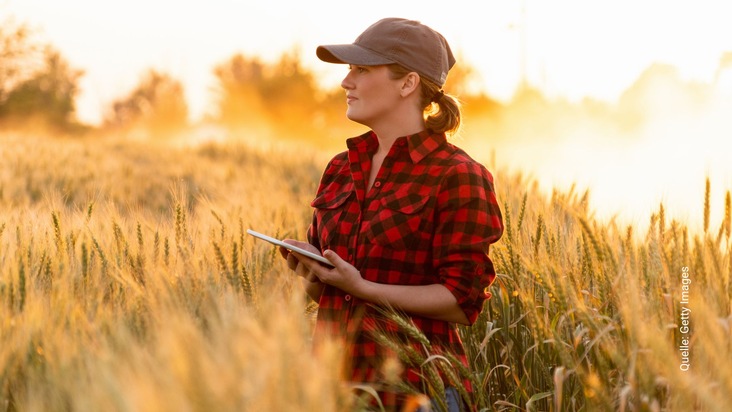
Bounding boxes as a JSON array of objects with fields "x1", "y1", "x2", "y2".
[
  {"x1": 279, "y1": 243, "x2": 365, "y2": 296},
  {"x1": 278, "y1": 240, "x2": 321, "y2": 283},
  {"x1": 278, "y1": 240, "x2": 327, "y2": 301},
  {"x1": 310, "y1": 250, "x2": 365, "y2": 294}
]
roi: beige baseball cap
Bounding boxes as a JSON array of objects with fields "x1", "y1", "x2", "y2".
[{"x1": 316, "y1": 18, "x2": 456, "y2": 87}]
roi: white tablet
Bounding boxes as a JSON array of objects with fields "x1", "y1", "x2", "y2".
[{"x1": 247, "y1": 229, "x2": 334, "y2": 267}]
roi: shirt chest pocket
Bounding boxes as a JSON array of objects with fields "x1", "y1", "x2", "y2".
[
  {"x1": 367, "y1": 187, "x2": 433, "y2": 250},
  {"x1": 311, "y1": 189, "x2": 353, "y2": 250}
]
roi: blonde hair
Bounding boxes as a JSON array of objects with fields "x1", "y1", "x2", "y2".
[{"x1": 387, "y1": 64, "x2": 462, "y2": 136}]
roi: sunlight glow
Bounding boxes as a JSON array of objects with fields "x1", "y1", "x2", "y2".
[{"x1": 3, "y1": 0, "x2": 732, "y2": 232}]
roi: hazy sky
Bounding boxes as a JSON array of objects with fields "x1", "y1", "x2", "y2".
[{"x1": 4, "y1": 0, "x2": 732, "y2": 124}]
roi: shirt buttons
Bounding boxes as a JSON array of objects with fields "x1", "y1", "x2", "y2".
[
  {"x1": 344, "y1": 294, "x2": 352, "y2": 302},
  {"x1": 374, "y1": 181, "x2": 381, "y2": 188}
]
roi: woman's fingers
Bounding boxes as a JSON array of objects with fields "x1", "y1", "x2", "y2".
[
  {"x1": 278, "y1": 240, "x2": 329, "y2": 284},
  {"x1": 323, "y1": 249, "x2": 344, "y2": 268},
  {"x1": 285, "y1": 251, "x2": 299, "y2": 271},
  {"x1": 286, "y1": 252, "x2": 320, "y2": 283}
]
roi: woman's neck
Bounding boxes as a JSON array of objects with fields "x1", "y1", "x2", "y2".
[{"x1": 370, "y1": 120, "x2": 425, "y2": 156}]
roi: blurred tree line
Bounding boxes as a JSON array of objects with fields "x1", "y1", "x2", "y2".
[
  {"x1": 7, "y1": 13, "x2": 728, "y2": 148},
  {"x1": 0, "y1": 16, "x2": 499, "y2": 143},
  {"x1": 103, "y1": 69, "x2": 188, "y2": 137},
  {"x1": 0, "y1": 19, "x2": 84, "y2": 133}
]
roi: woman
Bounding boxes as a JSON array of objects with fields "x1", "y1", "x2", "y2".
[{"x1": 280, "y1": 17, "x2": 503, "y2": 411}]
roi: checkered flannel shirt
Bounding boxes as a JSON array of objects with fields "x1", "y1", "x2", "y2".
[{"x1": 307, "y1": 130, "x2": 503, "y2": 405}]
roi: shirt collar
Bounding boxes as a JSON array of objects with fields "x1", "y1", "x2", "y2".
[
  {"x1": 346, "y1": 130, "x2": 446, "y2": 164},
  {"x1": 346, "y1": 131, "x2": 378, "y2": 153}
]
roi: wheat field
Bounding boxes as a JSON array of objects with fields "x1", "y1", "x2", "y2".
[{"x1": 1, "y1": 131, "x2": 730, "y2": 411}]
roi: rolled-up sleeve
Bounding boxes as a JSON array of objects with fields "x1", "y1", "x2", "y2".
[{"x1": 433, "y1": 161, "x2": 503, "y2": 324}]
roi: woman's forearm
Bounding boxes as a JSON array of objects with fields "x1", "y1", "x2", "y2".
[{"x1": 356, "y1": 281, "x2": 470, "y2": 325}]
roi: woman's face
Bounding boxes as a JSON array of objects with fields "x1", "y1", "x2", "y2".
[{"x1": 340, "y1": 65, "x2": 403, "y2": 127}]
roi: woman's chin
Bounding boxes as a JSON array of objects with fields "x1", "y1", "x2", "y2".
[{"x1": 345, "y1": 111, "x2": 368, "y2": 127}]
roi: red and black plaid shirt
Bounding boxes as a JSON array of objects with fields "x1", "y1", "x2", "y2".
[{"x1": 308, "y1": 130, "x2": 503, "y2": 406}]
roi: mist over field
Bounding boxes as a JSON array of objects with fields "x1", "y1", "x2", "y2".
[{"x1": 465, "y1": 60, "x2": 732, "y2": 234}]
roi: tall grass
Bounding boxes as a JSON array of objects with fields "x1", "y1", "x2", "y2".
[
  {"x1": 1, "y1": 132, "x2": 730, "y2": 411},
  {"x1": 0, "y1": 132, "x2": 349, "y2": 411},
  {"x1": 459, "y1": 175, "x2": 732, "y2": 410}
]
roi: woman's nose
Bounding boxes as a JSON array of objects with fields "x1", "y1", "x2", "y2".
[{"x1": 341, "y1": 72, "x2": 354, "y2": 90}]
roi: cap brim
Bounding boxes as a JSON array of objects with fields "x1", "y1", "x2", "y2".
[{"x1": 316, "y1": 44, "x2": 395, "y2": 65}]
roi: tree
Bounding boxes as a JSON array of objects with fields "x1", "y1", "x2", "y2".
[
  {"x1": 104, "y1": 69, "x2": 188, "y2": 136},
  {"x1": 212, "y1": 53, "x2": 267, "y2": 127},
  {"x1": 0, "y1": 45, "x2": 83, "y2": 132},
  {"x1": 1, "y1": 47, "x2": 83, "y2": 128},
  {"x1": 211, "y1": 49, "x2": 320, "y2": 132},
  {"x1": 0, "y1": 18, "x2": 84, "y2": 132},
  {"x1": 0, "y1": 18, "x2": 41, "y2": 101},
  {"x1": 260, "y1": 49, "x2": 319, "y2": 124}
]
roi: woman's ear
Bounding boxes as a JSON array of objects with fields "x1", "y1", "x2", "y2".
[{"x1": 400, "y1": 72, "x2": 421, "y2": 97}]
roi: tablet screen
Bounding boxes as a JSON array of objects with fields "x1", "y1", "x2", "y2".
[{"x1": 247, "y1": 229, "x2": 334, "y2": 267}]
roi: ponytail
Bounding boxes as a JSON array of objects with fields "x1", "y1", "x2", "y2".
[
  {"x1": 423, "y1": 85, "x2": 461, "y2": 136},
  {"x1": 387, "y1": 64, "x2": 462, "y2": 137}
]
